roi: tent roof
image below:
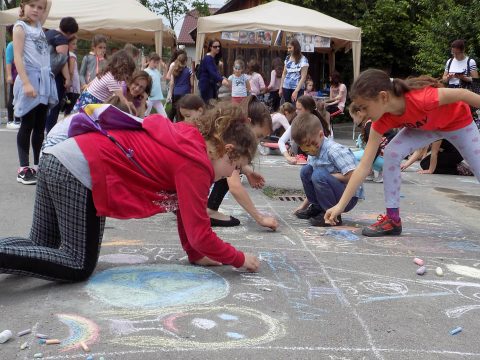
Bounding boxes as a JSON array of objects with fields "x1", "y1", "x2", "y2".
[
  {"x1": 0, "y1": 0, "x2": 174, "y2": 45},
  {"x1": 196, "y1": 0, "x2": 361, "y2": 43}
]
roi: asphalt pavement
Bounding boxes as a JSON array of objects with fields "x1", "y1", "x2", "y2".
[{"x1": 0, "y1": 122, "x2": 480, "y2": 360}]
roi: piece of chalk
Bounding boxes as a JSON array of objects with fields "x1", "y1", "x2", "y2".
[
  {"x1": 260, "y1": 287, "x2": 272, "y2": 292},
  {"x1": 80, "y1": 341, "x2": 90, "y2": 352},
  {"x1": 416, "y1": 266, "x2": 427, "y2": 275},
  {"x1": 450, "y1": 326, "x2": 462, "y2": 335},
  {"x1": 413, "y1": 257, "x2": 424, "y2": 266},
  {"x1": 35, "y1": 333, "x2": 48, "y2": 339},
  {"x1": 0, "y1": 329, "x2": 13, "y2": 344},
  {"x1": 46, "y1": 339, "x2": 61, "y2": 345},
  {"x1": 38, "y1": 339, "x2": 46, "y2": 345},
  {"x1": 33, "y1": 353, "x2": 44, "y2": 359},
  {"x1": 86, "y1": 356, "x2": 94, "y2": 360},
  {"x1": 17, "y1": 329, "x2": 31, "y2": 337},
  {"x1": 435, "y1": 267, "x2": 444, "y2": 276},
  {"x1": 99, "y1": 357, "x2": 105, "y2": 360},
  {"x1": 20, "y1": 341, "x2": 29, "y2": 350}
]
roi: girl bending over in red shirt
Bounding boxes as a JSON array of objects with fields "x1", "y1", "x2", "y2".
[{"x1": 325, "y1": 69, "x2": 480, "y2": 236}]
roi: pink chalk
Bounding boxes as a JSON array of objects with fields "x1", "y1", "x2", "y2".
[{"x1": 413, "y1": 258, "x2": 424, "y2": 266}]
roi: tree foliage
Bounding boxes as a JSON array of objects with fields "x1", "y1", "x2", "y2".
[{"x1": 147, "y1": 0, "x2": 188, "y2": 30}]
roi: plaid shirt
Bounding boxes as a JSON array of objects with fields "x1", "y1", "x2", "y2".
[{"x1": 307, "y1": 137, "x2": 365, "y2": 199}]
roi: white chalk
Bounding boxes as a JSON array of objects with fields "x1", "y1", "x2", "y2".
[
  {"x1": 33, "y1": 353, "x2": 44, "y2": 359},
  {"x1": 17, "y1": 329, "x2": 31, "y2": 337},
  {"x1": 435, "y1": 267, "x2": 444, "y2": 276},
  {"x1": 416, "y1": 266, "x2": 427, "y2": 275},
  {"x1": 35, "y1": 333, "x2": 48, "y2": 339},
  {"x1": 0, "y1": 330, "x2": 13, "y2": 344},
  {"x1": 260, "y1": 287, "x2": 272, "y2": 292},
  {"x1": 413, "y1": 257, "x2": 424, "y2": 266},
  {"x1": 20, "y1": 341, "x2": 29, "y2": 350}
]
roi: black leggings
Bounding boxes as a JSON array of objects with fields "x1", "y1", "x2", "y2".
[
  {"x1": 7, "y1": 83, "x2": 20, "y2": 123},
  {"x1": 17, "y1": 104, "x2": 48, "y2": 167},
  {"x1": 207, "y1": 178, "x2": 229, "y2": 211}
]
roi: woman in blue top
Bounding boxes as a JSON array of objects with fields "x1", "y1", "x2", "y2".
[
  {"x1": 279, "y1": 39, "x2": 309, "y2": 104},
  {"x1": 197, "y1": 39, "x2": 228, "y2": 104},
  {"x1": 167, "y1": 52, "x2": 194, "y2": 121}
]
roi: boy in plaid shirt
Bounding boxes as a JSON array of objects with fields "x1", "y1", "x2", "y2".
[{"x1": 292, "y1": 113, "x2": 364, "y2": 226}]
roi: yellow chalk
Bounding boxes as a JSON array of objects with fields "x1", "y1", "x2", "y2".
[
  {"x1": 80, "y1": 341, "x2": 90, "y2": 352},
  {"x1": 46, "y1": 339, "x2": 61, "y2": 345}
]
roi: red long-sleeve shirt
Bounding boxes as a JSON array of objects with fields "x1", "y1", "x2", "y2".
[{"x1": 75, "y1": 115, "x2": 245, "y2": 268}]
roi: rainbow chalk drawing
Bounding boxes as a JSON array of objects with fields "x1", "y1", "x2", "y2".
[
  {"x1": 103, "y1": 304, "x2": 285, "y2": 350},
  {"x1": 56, "y1": 314, "x2": 99, "y2": 352},
  {"x1": 87, "y1": 264, "x2": 229, "y2": 308}
]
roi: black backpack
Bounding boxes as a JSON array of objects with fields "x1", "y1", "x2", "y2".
[{"x1": 194, "y1": 62, "x2": 202, "y2": 80}]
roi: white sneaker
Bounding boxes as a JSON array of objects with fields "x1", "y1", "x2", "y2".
[
  {"x1": 373, "y1": 171, "x2": 383, "y2": 183},
  {"x1": 365, "y1": 170, "x2": 374, "y2": 181},
  {"x1": 6, "y1": 121, "x2": 20, "y2": 130}
]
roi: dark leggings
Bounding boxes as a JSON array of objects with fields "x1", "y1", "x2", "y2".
[
  {"x1": 7, "y1": 83, "x2": 20, "y2": 123},
  {"x1": 207, "y1": 178, "x2": 229, "y2": 211},
  {"x1": 0, "y1": 154, "x2": 105, "y2": 282},
  {"x1": 45, "y1": 74, "x2": 65, "y2": 133},
  {"x1": 168, "y1": 94, "x2": 185, "y2": 122},
  {"x1": 17, "y1": 103, "x2": 48, "y2": 167},
  {"x1": 420, "y1": 152, "x2": 463, "y2": 175}
]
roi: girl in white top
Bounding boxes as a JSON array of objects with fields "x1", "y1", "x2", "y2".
[{"x1": 326, "y1": 70, "x2": 347, "y2": 114}]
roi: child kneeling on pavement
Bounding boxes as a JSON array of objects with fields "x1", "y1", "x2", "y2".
[{"x1": 292, "y1": 113, "x2": 364, "y2": 226}]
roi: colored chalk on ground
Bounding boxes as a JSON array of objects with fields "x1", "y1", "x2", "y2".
[
  {"x1": 86, "y1": 356, "x2": 94, "y2": 360},
  {"x1": 435, "y1": 267, "x2": 444, "y2": 276},
  {"x1": 38, "y1": 339, "x2": 46, "y2": 345},
  {"x1": 99, "y1": 357, "x2": 105, "y2": 360},
  {"x1": 413, "y1": 257, "x2": 424, "y2": 266},
  {"x1": 33, "y1": 353, "x2": 43, "y2": 358},
  {"x1": 416, "y1": 266, "x2": 427, "y2": 275},
  {"x1": 46, "y1": 339, "x2": 61, "y2": 345},
  {"x1": 450, "y1": 326, "x2": 462, "y2": 335},
  {"x1": 35, "y1": 333, "x2": 48, "y2": 339},
  {"x1": 20, "y1": 341, "x2": 28, "y2": 350},
  {"x1": 0, "y1": 329, "x2": 13, "y2": 344},
  {"x1": 80, "y1": 341, "x2": 90, "y2": 352},
  {"x1": 17, "y1": 329, "x2": 31, "y2": 337}
]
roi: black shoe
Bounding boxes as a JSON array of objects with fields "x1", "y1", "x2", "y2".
[
  {"x1": 295, "y1": 204, "x2": 322, "y2": 219},
  {"x1": 310, "y1": 213, "x2": 342, "y2": 227},
  {"x1": 17, "y1": 167, "x2": 37, "y2": 185},
  {"x1": 210, "y1": 216, "x2": 241, "y2": 227}
]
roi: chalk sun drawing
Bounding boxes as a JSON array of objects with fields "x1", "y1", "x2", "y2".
[
  {"x1": 446, "y1": 264, "x2": 480, "y2": 279},
  {"x1": 98, "y1": 253, "x2": 150, "y2": 264},
  {"x1": 56, "y1": 314, "x2": 99, "y2": 352},
  {"x1": 86, "y1": 264, "x2": 229, "y2": 308},
  {"x1": 102, "y1": 305, "x2": 285, "y2": 350}
]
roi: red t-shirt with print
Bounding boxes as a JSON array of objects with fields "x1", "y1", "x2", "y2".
[{"x1": 372, "y1": 87, "x2": 472, "y2": 135}]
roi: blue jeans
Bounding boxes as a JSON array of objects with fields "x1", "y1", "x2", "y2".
[
  {"x1": 353, "y1": 149, "x2": 384, "y2": 172},
  {"x1": 282, "y1": 88, "x2": 304, "y2": 104},
  {"x1": 300, "y1": 165, "x2": 358, "y2": 212}
]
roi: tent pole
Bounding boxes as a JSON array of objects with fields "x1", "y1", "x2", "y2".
[
  {"x1": 0, "y1": 25, "x2": 6, "y2": 109},
  {"x1": 155, "y1": 31, "x2": 163, "y2": 58}
]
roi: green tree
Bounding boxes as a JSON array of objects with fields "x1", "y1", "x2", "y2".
[{"x1": 148, "y1": 0, "x2": 188, "y2": 30}]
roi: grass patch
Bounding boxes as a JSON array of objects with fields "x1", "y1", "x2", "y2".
[{"x1": 262, "y1": 186, "x2": 305, "y2": 199}]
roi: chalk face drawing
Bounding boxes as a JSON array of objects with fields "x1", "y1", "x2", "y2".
[
  {"x1": 86, "y1": 265, "x2": 229, "y2": 308},
  {"x1": 98, "y1": 253, "x2": 149, "y2": 264},
  {"x1": 103, "y1": 305, "x2": 285, "y2": 350},
  {"x1": 56, "y1": 314, "x2": 99, "y2": 352}
]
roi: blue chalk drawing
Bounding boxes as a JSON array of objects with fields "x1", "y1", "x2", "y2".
[
  {"x1": 218, "y1": 313, "x2": 239, "y2": 321},
  {"x1": 86, "y1": 264, "x2": 229, "y2": 308},
  {"x1": 448, "y1": 241, "x2": 480, "y2": 252},
  {"x1": 324, "y1": 229, "x2": 359, "y2": 242},
  {"x1": 226, "y1": 332, "x2": 245, "y2": 339}
]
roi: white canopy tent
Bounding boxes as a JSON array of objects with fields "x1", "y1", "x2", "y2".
[
  {"x1": 195, "y1": 0, "x2": 361, "y2": 79},
  {"x1": 0, "y1": 0, "x2": 174, "y2": 108}
]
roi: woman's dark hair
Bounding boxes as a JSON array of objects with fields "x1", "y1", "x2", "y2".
[
  {"x1": 176, "y1": 94, "x2": 206, "y2": 122},
  {"x1": 240, "y1": 95, "x2": 272, "y2": 132},
  {"x1": 272, "y1": 57, "x2": 283, "y2": 78},
  {"x1": 248, "y1": 59, "x2": 260, "y2": 74},
  {"x1": 297, "y1": 95, "x2": 331, "y2": 137},
  {"x1": 451, "y1": 39, "x2": 465, "y2": 52},
  {"x1": 350, "y1": 69, "x2": 443, "y2": 101},
  {"x1": 288, "y1": 39, "x2": 302, "y2": 63},
  {"x1": 59, "y1": 17, "x2": 79, "y2": 35},
  {"x1": 207, "y1": 38, "x2": 223, "y2": 65},
  {"x1": 97, "y1": 49, "x2": 136, "y2": 83},
  {"x1": 170, "y1": 48, "x2": 186, "y2": 64},
  {"x1": 330, "y1": 71, "x2": 342, "y2": 86}
]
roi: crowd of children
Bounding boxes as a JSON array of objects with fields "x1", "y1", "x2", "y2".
[{"x1": 3, "y1": 2, "x2": 480, "y2": 283}]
